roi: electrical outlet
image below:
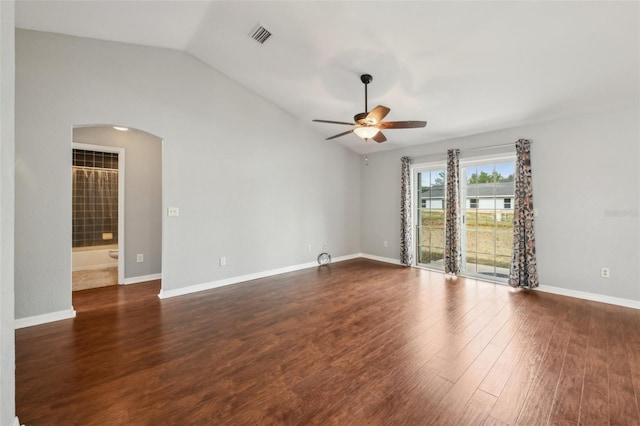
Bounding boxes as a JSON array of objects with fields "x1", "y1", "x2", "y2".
[
  {"x1": 384, "y1": 240, "x2": 388, "y2": 247},
  {"x1": 307, "y1": 244, "x2": 312, "y2": 252},
  {"x1": 136, "y1": 253, "x2": 144, "y2": 263},
  {"x1": 601, "y1": 267, "x2": 610, "y2": 278},
  {"x1": 220, "y1": 257, "x2": 226, "y2": 267},
  {"x1": 167, "y1": 207, "x2": 179, "y2": 217}
]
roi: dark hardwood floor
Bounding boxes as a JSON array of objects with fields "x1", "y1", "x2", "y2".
[{"x1": 16, "y1": 259, "x2": 640, "y2": 425}]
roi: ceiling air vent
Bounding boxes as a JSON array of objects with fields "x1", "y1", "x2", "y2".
[{"x1": 250, "y1": 25, "x2": 272, "y2": 44}]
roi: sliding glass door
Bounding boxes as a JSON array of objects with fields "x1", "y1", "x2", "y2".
[
  {"x1": 415, "y1": 167, "x2": 446, "y2": 269},
  {"x1": 413, "y1": 156, "x2": 515, "y2": 282},
  {"x1": 461, "y1": 159, "x2": 515, "y2": 280}
]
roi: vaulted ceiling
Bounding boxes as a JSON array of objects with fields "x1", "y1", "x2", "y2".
[{"x1": 15, "y1": 1, "x2": 639, "y2": 154}]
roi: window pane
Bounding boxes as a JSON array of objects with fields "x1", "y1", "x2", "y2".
[
  {"x1": 431, "y1": 228, "x2": 444, "y2": 251},
  {"x1": 496, "y1": 255, "x2": 511, "y2": 271},
  {"x1": 496, "y1": 231, "x2": 513, "y2": 257}
]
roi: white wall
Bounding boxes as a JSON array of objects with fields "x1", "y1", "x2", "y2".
[
  {"x1": 15, "y1": 30, "x2": 361, "y2": 319},
  {"x1": 0, "y1": 2, "x2": 16, "y2": 425},
  {"x1": 73, "y1": 126, "x2": 162, "y2": 280},
  {"x1": 361, "y1": 106, "x2": 640, "y2": 302}
]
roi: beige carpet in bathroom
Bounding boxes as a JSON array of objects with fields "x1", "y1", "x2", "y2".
[{"x1": 72, "y1": 267, "x2": 118, "y2": 291}]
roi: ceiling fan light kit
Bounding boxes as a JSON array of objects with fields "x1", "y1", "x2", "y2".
[
  {"x1": 353, "y1": 126, "x2": 380, "y2": 139},
  {"x1": 313, "y1": 74, "x2": 427, "y2": 143}
]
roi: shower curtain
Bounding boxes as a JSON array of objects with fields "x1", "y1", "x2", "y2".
[{"x1": 72, "y1": 167, "x2": 118, "y2": 247}]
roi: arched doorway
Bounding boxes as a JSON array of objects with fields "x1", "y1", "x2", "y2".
[{"x1": 71, "y1": 125, "x2": 162, "y2": 293}]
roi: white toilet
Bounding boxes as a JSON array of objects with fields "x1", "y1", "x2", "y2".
[{"x1": 108, "y1": 249, "x2": 118, "y2": 259}]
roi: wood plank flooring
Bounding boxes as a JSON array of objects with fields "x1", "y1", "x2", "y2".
[{"x1": 15, "y1": 259, "x2": 640, "y2": 425}]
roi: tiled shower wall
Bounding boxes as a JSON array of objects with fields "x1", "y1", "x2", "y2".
[{"x1": 72, "y1": 149, "x2": 119, "y2": 248}]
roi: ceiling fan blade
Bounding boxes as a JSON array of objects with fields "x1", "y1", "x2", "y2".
[
  {"x1": 313, "y1": 119, "x2": 355, "y2": 126},
  {"x1": 325, "y1": 129, "x2": 354, "y2": 140},
  {"x1": 366, "y1": 105, "x2": 391, "y2": 123},
  {"x1": 378, "y1": 120, "x2": 427, "y2": 129},
  {"x1": 372, "y1": 131, "x2": 387, "y2": 143}
]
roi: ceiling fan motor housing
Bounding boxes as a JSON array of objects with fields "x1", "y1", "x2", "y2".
[{"x1": 354, "y1": 112, "x2": 368, "y2": 123}]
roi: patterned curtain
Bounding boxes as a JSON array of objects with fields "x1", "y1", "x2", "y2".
[
  {"x1": 400, "y1": 156, "x2": 414, "y2": 266},
  {"x1": 444, "y1": 149, "x2": 461, "y2": 275},
  {"x1": 509, "y1": 139, "x2": 538, "y2": 288}
]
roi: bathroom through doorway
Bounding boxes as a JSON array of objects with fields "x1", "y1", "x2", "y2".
[{"x1": 71, "y1": 142, "x2": 124, "y2": 290}]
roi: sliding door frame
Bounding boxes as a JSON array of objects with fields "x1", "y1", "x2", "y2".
[
  {"x1": 459, "y1": 154, "x2": 516, "y2": 283},
  {"x1": 411, "y1": 161, "x2": 447, "y2": 270}
]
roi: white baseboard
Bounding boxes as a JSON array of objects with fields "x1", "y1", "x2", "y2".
[
  {"x1": 123, "y1": 273, "x2": 162, "y2": 285},
  {"x1": 158, "y1": 253, "x2": 361, "y2": 299},
  {"x1": 358, "y1": 254, "x2": 639, "y2": 310},
  {"x1": 17, "y1": 257, "x2": 638, "y2": 332},
  {"x1": 332, "y1": 253, "x2": 362, "y2": 263},
  {"x1": 15, "y1": 308, "x2": 76, "y2": 329},
  {"x1": 535, "y1": 284, "x2": 640, "y2": 310},
  {"x1": 359, "y1": 253, "x2": 403, "y2": 266}
]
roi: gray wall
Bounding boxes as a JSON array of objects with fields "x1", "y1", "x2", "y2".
[
  {"x1": 15, "y1": 29, "x2": 361, "y2": 319},
  {"x1": 361, "y1": 106, "x2": 640, "y2": 302},
  {"x1": 73, "y1": 126, "x2": 162, "y2": 280},
  {"x1": 0, "y1": 2, "x2": 15, "y2": 425}
]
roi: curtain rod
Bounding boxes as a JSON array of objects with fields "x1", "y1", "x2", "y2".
[
  {"x1": 410, "y1": 140, "x2": 529, "y2": 162},
  {"x1": 462, "y1": 141, "x2": 519, "y2": 152}
]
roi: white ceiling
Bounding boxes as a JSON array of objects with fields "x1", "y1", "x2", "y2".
[{"x1": 15, "y1": 1, "x2": 640, "y2": 155}]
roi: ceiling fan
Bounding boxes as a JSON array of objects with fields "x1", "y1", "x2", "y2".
[{"x1": 313, "y1": 74, "x2": 427, "y2": 143}]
